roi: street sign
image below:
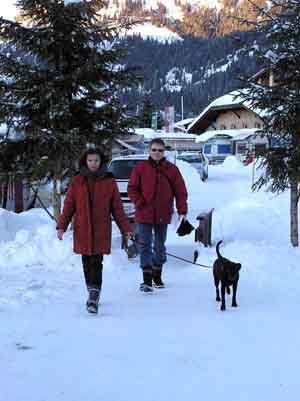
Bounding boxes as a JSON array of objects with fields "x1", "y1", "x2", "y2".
[{"x1": 151, "y1": 112, "x2": 158, "y2": 130}]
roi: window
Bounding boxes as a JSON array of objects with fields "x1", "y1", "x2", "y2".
[
  {"x1": 220, "y1": 125, "x2": 226, "y2": 130},
  {"x1": 255, "y1": 122, "x2": 261, "y2": 128},
  {"x1": 217, "y1": 144, "x2": 231, "y2": 154},
  {"x1": 204, "y1": 144, "x2": 212, "y2": 154},
  {"x1": 236, "y1": 143, "x2": 247, "y2": 154},
  {"x1": 254, "y1": 144, "x2": 267, "y2": 155},
  {"x1": 243, "y1": 123, "x2": 248, "y2": 128},
  {"x1": 109, "y1": 160, "x2": 141, "y2": 179},
  {"x1": 177, "y1": 155, "x2": 203, "y2": 163},
  {"x1": 231, "y1": 124, "x2": 237, "y2": 129}
]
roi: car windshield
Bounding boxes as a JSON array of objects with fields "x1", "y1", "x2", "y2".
[
  {"x1": 178, "y1": 155, "x2": 202, "y2": 163},
  {"x1": 109, "y1": 159, "x2": 141, "y2": 179}
]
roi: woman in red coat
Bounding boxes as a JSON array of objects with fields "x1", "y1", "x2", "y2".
[{"x1": 57, "y1": 148, "x2": 133, "y2": 314}]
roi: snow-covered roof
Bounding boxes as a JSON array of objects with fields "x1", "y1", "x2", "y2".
[
  {"x1": 174, "y1": 118, "x2": 195, "y2": 132},
  {"x1": 188, "y1": 90, "x2": 265, "y2": 133},
  {"x1": 134, "y1": 128, "x2": 197, "y2": 140},
  {"x1": 195, "y1": 128, "x2": 259, "y2": 143},
  {"x1": 114, "y1": 138, "x2": 139, "y2": 151},
  {"x1": 175, "y1": 118, "x2": 194, "y2": 126}
]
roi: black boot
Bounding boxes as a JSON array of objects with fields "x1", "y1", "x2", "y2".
[
  {"x1": 86, "y1": 288, "x2": 100, "y2": 314},
  {"x1": 82, "y1": 255, "x2": 103, "y2": 313},
  {"x1": 153, "y1": 265, "x2": 165, "y2": 288},
  {"x1": 140, "y1": 268, "x2": 153, "y2": 293}
]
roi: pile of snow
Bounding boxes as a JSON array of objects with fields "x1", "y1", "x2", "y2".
[
  {"x1": 125, "y1": 22, "x2": 182, "y2": 44},
  {"x1": 222, "y1": 155, "x2": 244, "y2": 170},
  {"x1": 0, "y1": 208, "x2": 74, "y2": 269}
]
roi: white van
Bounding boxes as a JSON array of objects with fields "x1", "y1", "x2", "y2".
[{"x1": 108, "y1": 154, "x2": 148, "y2": 220}]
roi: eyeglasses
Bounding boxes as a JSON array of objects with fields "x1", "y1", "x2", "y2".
[{"x1": 151, "y1": 148, "x2": 165, "y2": 153}]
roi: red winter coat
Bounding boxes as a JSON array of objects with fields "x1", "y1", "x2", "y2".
[
  {"x1": 57, "y1": 173, "x2": 132, "y2": 255},
  {"x1": 128, "y1": 157, "x2": 188, "y2": 224}
]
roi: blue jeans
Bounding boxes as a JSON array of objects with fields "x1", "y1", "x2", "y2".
[{"x1": 138, "y1": 223, "x2": 168, "y2": 270}]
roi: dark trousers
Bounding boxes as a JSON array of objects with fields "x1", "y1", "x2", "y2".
[{"x1": 81, "y1": 254, "x2": 103, "y2": 291}]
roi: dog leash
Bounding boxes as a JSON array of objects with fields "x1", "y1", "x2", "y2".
[
  {"x1": 163, "y1": 250, "x2": 212, "y2": 269},
  {"x1": 126, "y1": 237, "x2": 213, "y2": 269}
]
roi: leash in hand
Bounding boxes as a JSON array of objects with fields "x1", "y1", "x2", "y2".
[{"x1": 124, "y1": 235, "x2": 212, "y2": 269}]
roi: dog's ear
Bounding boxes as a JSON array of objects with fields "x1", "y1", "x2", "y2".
[{"x1": 236, "y1": 263, "x2": 241, "y2": 271}]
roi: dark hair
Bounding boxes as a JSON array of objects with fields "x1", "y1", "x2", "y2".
[
  {"x1": 149, "y1": 138, "x2": 165, "y2": 148},
  {"x1": 79, "y1": 147, "x2": 107, "y2": 168}
]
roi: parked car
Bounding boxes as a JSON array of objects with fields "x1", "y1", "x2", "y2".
[
  {"x1": 176, "y1": 151, "x2": 208, "y2": 181},
  {"x1": 203, "y1": 142, "x2": 232, "y2": 165},
  {"x1": 108, "y1": 154, "x2": 148, "y2": 220}
]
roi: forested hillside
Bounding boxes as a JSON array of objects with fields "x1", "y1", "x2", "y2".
[{"x1": 119, "y1": 29, "x2": 264, "y2": 119}]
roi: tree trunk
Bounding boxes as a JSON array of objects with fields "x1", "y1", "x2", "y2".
[
  {"x1": 290, "y1": 178, "x2": 299, "y2": 247},
  {"x1": 1, "y1": 173, "x2": 9, "y2": 209},
  {"x1": 52, "y1": 177, "x2": 61, "y2": 222}
]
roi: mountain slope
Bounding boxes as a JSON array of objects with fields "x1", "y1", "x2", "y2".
[{"x1": 119, "y1": 30, "x2": 263, "y2": 119}]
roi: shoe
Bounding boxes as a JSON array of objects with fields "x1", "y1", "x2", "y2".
[
  {"x1": 139, "y1": 283, "x2": 154, "y2": 293},
  {"x1": 86, "y1": 301, "x2": 98, "y2": 314},
  {"x1": 140, "y1": 270, "x2": 153, "y2": 293},
  {"x1": 153, "y1": 276, "x2": 165, "y2": 289},
  {"x1": 86, "y1": 288, "x2": 100, "y2": 314},
  {"x1": 153, "y1": 266, "x2": 165, "y2": 288}
]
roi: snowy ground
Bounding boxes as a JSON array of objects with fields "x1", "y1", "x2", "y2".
[{"x1": 1, "y1": 157, "x2": 300, "y2": 401}]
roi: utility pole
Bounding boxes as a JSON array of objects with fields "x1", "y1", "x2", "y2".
[{"x1": 181, "y1": 94, "x2": 184, "y2": 121}]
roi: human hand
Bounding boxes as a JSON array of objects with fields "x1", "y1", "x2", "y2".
[
  {"x1": 125, "y1": 232, "x2": 135, "y2": 241},
  {"x1": 57, "y1": 229, "x2": 64, "y2": 241}
]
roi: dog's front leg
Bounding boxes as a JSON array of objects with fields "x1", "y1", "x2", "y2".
[
  {"x1": 220, "y1": 282, "x2": 226, "y2": 311},
  {"x1": 214, "y1": 277, "x2": 221, "y2": 302},
  {"x1": 232, "y1": 280, "x2": 238, "y2": 307}
]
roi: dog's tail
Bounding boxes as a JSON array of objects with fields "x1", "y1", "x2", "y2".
[{"x1": 216, "y1": 240, "x2": 223, "y2": 258}]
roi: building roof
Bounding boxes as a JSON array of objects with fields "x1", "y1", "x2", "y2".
[
  {"x1": 134, "y1": 128, "x2": 197, "y2": 140},
  {"x1": 174, "y1": 118, "x2": 195, "y2": 132},
  {"x1": 195, "y1": 128, "x2": 259, "y2": 143},
  {"x1": 187, "y1": 90, "x2": 265, "y2": 134},
  {"x1": 249, "y1": 67, "x2": 269, "y2": 82},
  {"x1": 114, "y1": 138, "x2": 139, "y2": 151}
]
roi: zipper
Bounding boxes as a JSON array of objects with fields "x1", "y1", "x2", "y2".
[{"x1": 85, "y1": 178, "x2": 94, "y2": 254}]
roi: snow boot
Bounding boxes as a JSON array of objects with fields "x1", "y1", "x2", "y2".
[
  {"x1": 86, "y1": 288, "x2": 100, "y2": 314},
  {"x1": 153, "y1": 265, "x2": 164, "y2": 289},
  {"x1": 140, "y1": 268, "x2": 153, "y2": 293}
]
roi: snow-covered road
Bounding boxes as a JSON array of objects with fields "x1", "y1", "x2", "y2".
[{"x1": 1, "y1": 158, "x2": 300, "y2": 401}]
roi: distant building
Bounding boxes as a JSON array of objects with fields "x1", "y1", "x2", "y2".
[
  {"x1": 134, "y1": 128, "x2": 202, "y2": 152},
  {"x1": 249, "y1": 67, "x2": 276, "y2": 88},
  {"x1": 187, "y1": 90, "x2": 267, "y2": 163}
]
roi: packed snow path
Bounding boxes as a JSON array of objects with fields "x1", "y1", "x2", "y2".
[{"x1": 1, "y1": 158, "x2": 300, "y2": 401}]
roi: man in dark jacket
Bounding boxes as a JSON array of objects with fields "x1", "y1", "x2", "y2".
[{"x1": 128, "y1": 138, "x2": 188, "y2": 292}]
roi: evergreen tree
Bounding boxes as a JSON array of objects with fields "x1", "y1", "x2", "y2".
[
  {"x1": 139, "y1": 93, "x2": 154, "y2": 128},
  {"x1": 0, "y1": 0, "x2": 138, "y2": 218},
  {"x1": 239, "y1": 0, "x2": 300, "y2": 246}
]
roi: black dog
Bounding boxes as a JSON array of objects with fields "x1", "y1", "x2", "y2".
[{"x1": 213, "y1": 241, "x2": 241, "y2": 311}]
